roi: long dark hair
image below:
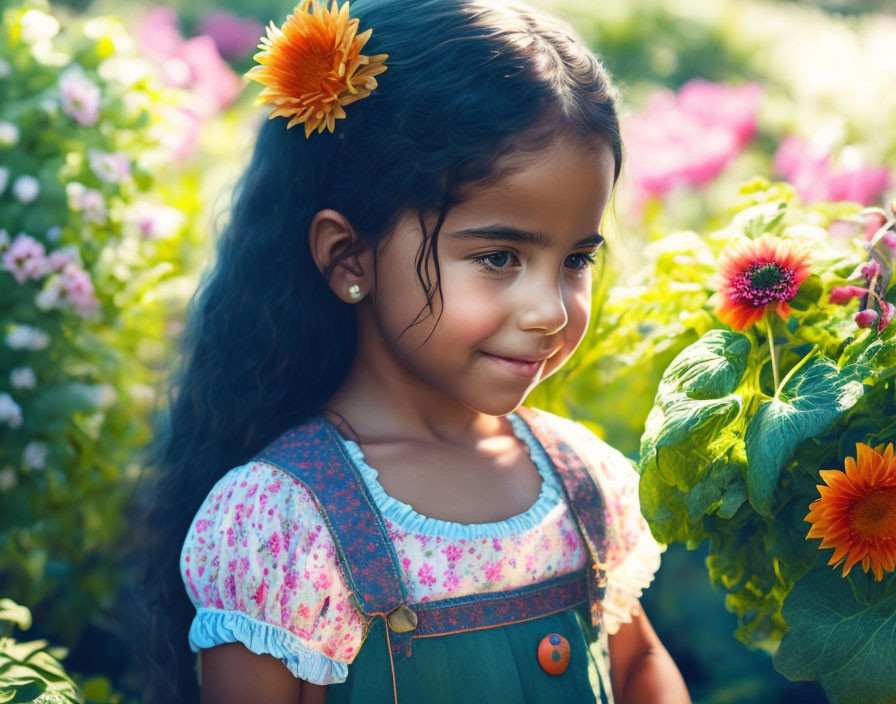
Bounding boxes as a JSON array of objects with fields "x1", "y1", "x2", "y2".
[{"x1": 131, "y1": 0, "x2": 623, "y2": 700}]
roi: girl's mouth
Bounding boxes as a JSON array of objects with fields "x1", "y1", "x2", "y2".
[{"x1": 483, "y1": 352, "x2": 546, "y2": 378}]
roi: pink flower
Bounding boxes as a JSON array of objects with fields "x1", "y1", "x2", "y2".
[
  {"x1": 855, "y1": 309, "x2": 879, "y2": 328},
  {"x1": 59, "y1": 264, "x2": 99, "y2": 317},
  {"x1": 59, "y1": 70, "x2": 100, "y2": 126},
  {"x1": 774, "y1": 136, "x2": 892, "y2": 206},
  {"x1": 88, "y1": 150, "x2": 131, "y2": 183},
  {"x1": 442, "y1": 545, "x2": 464, "y2": 563},
  {"x1": 829, "y1": 285, "x2": 868, "y2": 304},
  {"x1": 861, "y1": 259, "x2": 882, "y2": 281},
  {"x1": 622, "y1": 80, "x2": 761, "y2": 211},
  {"x1": 267, "y1": 532, "x2": 281, "y2": 558},
  {"x1": 3, "y1": 233, "x2": 51, "y2": 283},
  {"x1": 483, "y1": 560, "x2": 504, "y2": 583},
  {"x1": 441, "y1": 569, "x2": 460, "y2": 591},
  {"x1": 136, "y1": 7, "x2": 241, "y2": 114},
  {"x1": 197, "y1": 10, "x2": 263, "y2": 60},
  {"x1": 878, "y1": 302, "x2": 895, "y2": 332},
  {"x1": 252, "y1": 580, "x2": 268, "y2": 606},
  {"x1": 418, "y1": 564, "x2": 436, "y2": 587}
]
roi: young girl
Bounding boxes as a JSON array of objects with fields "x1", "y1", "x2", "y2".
[{"x1": 136, "y1": 0, "x2": 690, "y2": 702}]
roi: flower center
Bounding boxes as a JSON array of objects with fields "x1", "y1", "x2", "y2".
[
  {"x1": 850, "y1": 487, "x2": 896, "y2": 540},
  {"x1": 731, "y1": 261, "x2": 797, "y2": 308}
]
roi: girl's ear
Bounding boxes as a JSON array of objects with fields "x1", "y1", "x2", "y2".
[{"x1": 308, "y1": 209, "x2": 374, "y2": 304}]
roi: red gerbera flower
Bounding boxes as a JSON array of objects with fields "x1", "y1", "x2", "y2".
[{"x1": 712, "y1": 233, "x2": 813, "y2": 330}]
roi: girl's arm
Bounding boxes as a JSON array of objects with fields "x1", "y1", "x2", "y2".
[
  {"x1": 607, "y1": 606, "x2": 690, "y2": 704},
  {"x1": 200, "y1": 643, "x2": 328, "y2": 704}
]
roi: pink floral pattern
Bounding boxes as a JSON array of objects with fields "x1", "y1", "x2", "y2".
[{"x1": 180, "y1": 420, "x2": 661, "y2": 680}]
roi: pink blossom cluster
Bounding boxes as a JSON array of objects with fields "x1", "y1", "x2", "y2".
[
  {"x1": 828, "y1": 223, "x2": 896, "y2": 332},
  {"x1": 197, "y1": 10, "x2": 263, "y2": 60},
  {"x1": 59, "y1": 69, "x2": 101, "y2": 126},
  {"x1": 2, "y1": 233, "x2": 99, "y2": 318},
  {"x1": 135, "y1": 7, "x2": 242, "y2": 160},
  {"x1": 623, "y1": 79, "x2": 761, "y2": 210},
  {"x1": 774, "y1": 136, "x2": 891, "y2": 206}
]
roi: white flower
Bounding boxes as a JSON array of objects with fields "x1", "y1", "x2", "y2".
[
  {"x1": 0, "y1": 392, "x2": 23, "y2": 428},
  {"x1": 0, "y1": 122, "x2": 20, "y2": 148},
  {"x1": 0, "y1": 467, "x2": 16, "y2": 491},
  {"x1": 0, "y1": 229, "x2": 10, "y2": 250},
  {"x1": 127, "y1": 201, "x2": 185, "y2": 240},
  {"x1": 46, "y1": 226, "x2": 61, "y2": 242},
  {"x1": 12, "y1": 175, "x2": 40, "y2": 204},
  {"x1": 0, "y1": 167, "x2": 9, "y2": 195},
  {"x1": 66, "y1": 181, "x2": 86, "y2": 210},
  {"x1": 5, "y1": 324, "x2": 50, "y2": 350},
  {"x1": 23, "y1": 442, "x2": 48, "y2": 470},
  {"x1": 88, "y1": 150, "x2": 131, "y2": 183},
  {"x1": 35, "y1": 275, "x2": 63, "y2": 311},
  {"x1": 20, "y1": 9, "x2": 60, "y2": 44},
  {"x1": 0, "y1": 59, "x2": 11, "y2": 79},
  {"x1": 59, "y1": 68, "x2": 100, "y2": 127},
  {"x1": 10, "y1": 367, "x2": 37, "y2": 390}
]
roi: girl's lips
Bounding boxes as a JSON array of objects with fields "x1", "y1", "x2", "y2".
[{"x1": 484, "y1": 352, "x2": 545, "y2": 378}]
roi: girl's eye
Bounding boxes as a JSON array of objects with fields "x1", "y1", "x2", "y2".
[
  {"x1": 474, "y1": 251, "x2": 519, "y2": 272},
  {"x1": 565, "y1": 252, "x2": 597, "y2": 271}
]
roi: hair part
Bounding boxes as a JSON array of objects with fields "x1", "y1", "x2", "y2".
[{"x1": 132, "y1": 1, "x2": 622, "y2": 700}]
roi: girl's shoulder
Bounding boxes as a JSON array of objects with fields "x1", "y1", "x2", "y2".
[
  {"x1": 526, "y1": 407, "x2": 664, "y2": 634},
  {"x1": 179, "y1": 460, "x2": 368, "y2": 685},
  {"x1": 526, "y1": 407, "x2": 639, "y2": 490}
]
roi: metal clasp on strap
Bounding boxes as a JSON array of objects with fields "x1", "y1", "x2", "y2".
[{"x1": 386, "y1": 604, "x2": 418, "y2": 633}]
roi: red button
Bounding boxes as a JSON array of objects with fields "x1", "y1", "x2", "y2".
[{"x1": 537, "y1": 633, "x2": 570, "y2": 675}]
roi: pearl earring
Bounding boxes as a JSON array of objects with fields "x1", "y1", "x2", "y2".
[{"x1": 348, "y1": 284, "x2": 361, "y2": 300}]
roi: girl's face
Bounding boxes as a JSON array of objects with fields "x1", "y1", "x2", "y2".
[{"x1": 361, "y1": 134, "x2": 616, "y2": 417}]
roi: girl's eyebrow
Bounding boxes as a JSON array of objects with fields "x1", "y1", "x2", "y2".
[{"x1": 447, "y1": 224, "x2": 604, "y2": 247}]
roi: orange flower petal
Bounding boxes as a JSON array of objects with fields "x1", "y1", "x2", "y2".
[{"x1": 805, "y1": 442, "x2": 896, "y2": 581}]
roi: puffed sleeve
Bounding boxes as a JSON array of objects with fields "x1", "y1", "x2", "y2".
[
  {"x1": 537, "y1": 410, "x2": 664, "y2": 635},
  {"x1": 180, "y1": 460, "x2": 369, "y2": 684}
]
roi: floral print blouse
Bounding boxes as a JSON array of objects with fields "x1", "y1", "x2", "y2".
[{"x1": 180, "y1": 410, "x2": 663, "y2": 685}]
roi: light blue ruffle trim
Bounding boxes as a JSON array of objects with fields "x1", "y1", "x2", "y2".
[
  {"x1": 188, "y1": 608, "x2": 348, "y2": 685},
  {"x1": 338, "y1": 412, "x2": 563, "y2": 539}
]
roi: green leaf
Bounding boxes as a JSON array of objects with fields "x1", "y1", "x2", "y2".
[
  {"x1": 775, "y1": 567, "x2": 896, "y2": 703},
  {"x1": 788, "y1": 274, "x2": 823, "y2": 311},
  {"x1": 658, "y1": 329, "x2": 752, "y2": 399},
  {"x1": 0, "y1": 601, "x2": 31, "y2": 631},
  {"x1": 745, "y1": 358, "x2": 864, "y2": 515}
]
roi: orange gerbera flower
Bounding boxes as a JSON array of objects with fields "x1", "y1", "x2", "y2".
[
  {"x1": 805, "y1": 442, "x2": 896, "y2": 581},
  {"x1": 246, "y1": 0, "x2": 388, "y2": 137},
  {"x1": 713, "y1": 233, "x2": 812, "y2": 330}
]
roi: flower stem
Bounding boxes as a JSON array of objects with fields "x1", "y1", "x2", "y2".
[
  {"x1": 774, "y1": 345, "x2": 818, "y2": 401},
  {"x1": 765, "y1": 313, "x2": 780, "y2": 395}
]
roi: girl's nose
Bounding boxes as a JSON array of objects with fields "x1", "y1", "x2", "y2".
[{"x1": 517, "y1": 278, "x2": 568, "y2": 335}]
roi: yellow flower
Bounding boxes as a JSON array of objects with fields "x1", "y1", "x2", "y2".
[
  {"x1": 805, "y1": 442, "x2": 896, "y2": 581},
  {"x1": 246, "y1": 0, "x2": 388, "y2": 137}
]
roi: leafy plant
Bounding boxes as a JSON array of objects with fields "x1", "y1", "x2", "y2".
[
  {"x1": 0, "y1": 597, "x2": 80, "y2": 703},
  {"x1": 634, "y1": 180, "x2": 895, "y2": 701}
]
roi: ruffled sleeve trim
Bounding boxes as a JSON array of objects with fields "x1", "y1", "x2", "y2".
[
  {"x1": 188, "y1": 607, "x2": 348, "y2": 685},
  {"x1": 337, "y1": 412, "x2": 563, "y2": 539}
]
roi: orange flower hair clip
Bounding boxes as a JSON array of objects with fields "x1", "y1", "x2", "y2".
[{"x1": 246, "y1": 0, "x2": 388, "y2": 137}]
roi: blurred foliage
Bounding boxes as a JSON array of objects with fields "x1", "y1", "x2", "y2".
[{"x1": 0, "y1": 1, "x2": 248, "y2": 697}]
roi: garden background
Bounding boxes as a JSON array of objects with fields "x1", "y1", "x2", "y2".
[{"x1": 1, "y1": 0, "x2": 894, "y2": 701}]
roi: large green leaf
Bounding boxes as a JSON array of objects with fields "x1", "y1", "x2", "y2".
[
  {"x1": 775, "y1": 568, "x2": 896, "y2": 703},
  {"x1": 658, "y1": 329, "x2": 752, "y2": 399},
  {"x1": 744, "y1": 358, "x2": 864, "y2": 516}
]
